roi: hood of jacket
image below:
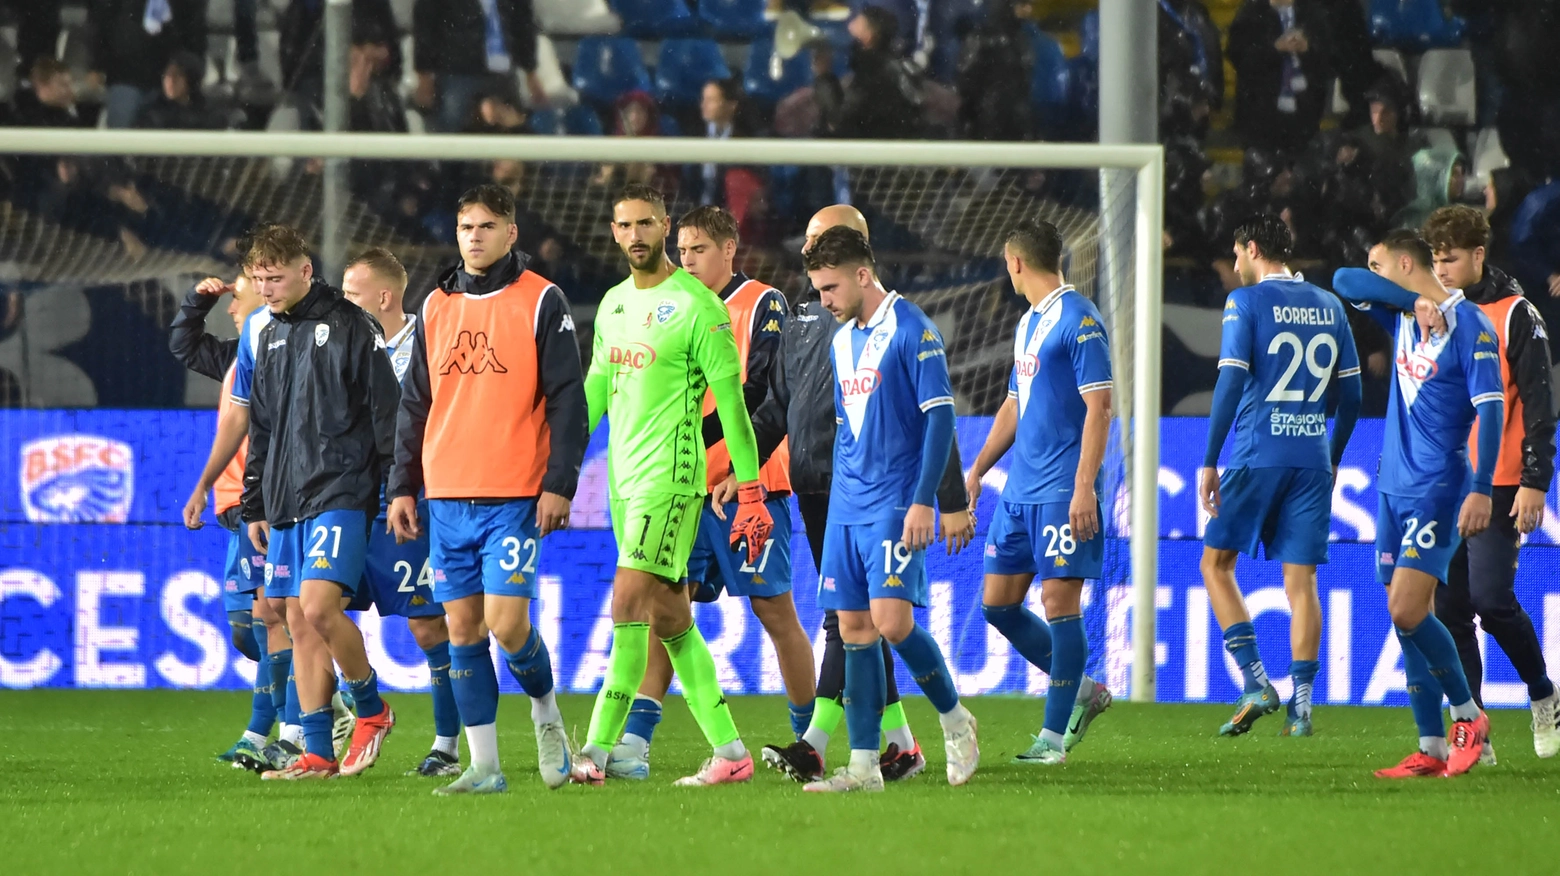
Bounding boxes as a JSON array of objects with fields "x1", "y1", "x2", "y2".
[
  {"x1": 409, "y1": 249, "x2": 533, "y2": 313},
  {"x1": 1463, "y1": 263, "x2": 1525, "y2": 306},
  {"x1": 275, "y1": 278, "x2": 342, "y2": 322},
  {"x1": 1410, "y1": 145, "x2": 1462, "y2": 211}
]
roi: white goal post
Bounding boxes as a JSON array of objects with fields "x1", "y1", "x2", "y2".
[{"x1": 0, "y1": 129, "x2": 1165, "y2": 701}]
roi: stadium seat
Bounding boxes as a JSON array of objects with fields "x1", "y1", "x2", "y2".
[
  {"x1": 610, "y1": 0, "x2": 698, "y2": 39},
  {"x1": 535, "y1": 0, "x2": 622, "y2": 35},
  {"x1": 528, "y1": 107, "x2": 563, "y2": 135},
  {"x1": 523, "y1": 35, "x2": 580, "y2": 108},
  {"x1": 572, "y1": 36, "x2": 653, "y2": 106},
  {"x1": 742, "y1": 33, "x2": 813, "y2": 105},
  {"x1": 1369, "y1": 0, "x2": 1466, "y2": 51},
  {"x1": 655, "y1": 39, "x2": 731, "y2": 108},
  {"x1": 1372, "y1": 49, "x2": 1409, "y2": 87},
  {"x1": 1417, "y1": 48, "x2": 1476, "y2": 127},
  {"x1": 699, "y1": 0, "x2": 768, "y2": 40},
  {"x1": 564, "y1": 104, "x2": 606, "y2": 136},
  {"x1": 1028, "y1": 26, "x2": 1073, "y2": 139},
  {"x1": 1079, "y1": 10, "x2": 1100, "y2": 62},
  {"x1": 1470, "y1": 127, "x2": 1509, "y2": 193},
  {"x1": 390, "y1": 0, "x2": 414, "y2": 31}
]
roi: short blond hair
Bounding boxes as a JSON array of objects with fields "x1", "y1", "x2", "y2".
[
  {"x1": 346, "y1": 246, "x2": 408, "y2": 292},
  {"x1": 241, "y1": 224, "x2": 311, "y2": 271}
]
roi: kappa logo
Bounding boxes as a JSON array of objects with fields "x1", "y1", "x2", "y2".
[
  {"x1": 411, "y1": 595, "x2": 428, "y2": 606},
  {"x1": 507, "y1": 572, "x2": 526, "y2": 585},
  {"x1": 751, "y1": 575, "x2": 766, "y2": 585},
  {"x1": 311, "y1": 556, "x2": 332, "y2": 570},
  {"x1": 1402, "y1": 547, "x2": 1420, "y2": 560},
  {"x1": 630, "y1": 550, "x2": 648, "y2": 561},
  {"x1": 656, "y1": 300, "x2": 678, "y2": 323},
  {"x1": 20, "y1": 434, "x2": 134, "y2": 524},
  {"x1": 559, "y1": 313, "x2": 575, "y2": 332},
  {"x1": 921, "y1": 329, "x2": 937, "y2": 342},
  {"x1": 439, "y1": 330, "x2": 508, "y2": 375},
  {"x1": 1225, "y1": 298, "x2": 1238, "y2": 311},
  {"x1": 609, "y1": 342, "x2": 657, "y2": 371},
  {"x1": 1080, "y1": 316, "x2": 1098, "y2": 327},
  {"x1": 1055, "y1": 556, "x2": 1068, "y2": 567},
  {"x1": 762, "y1": 319, "x2": 780, "y2": 332},
  {"x1": 883, "y1": 575, "x2": 904, "y2": 588},
  {"x1": 1478, "y1": 331, "x2": 1493, "y2": 344},
  {"x1": 314, "y1": 324, "x2": 330, "y2": 346},
  {"x1": 769, "y1": 299, "x2": 782, "y2": 311},
  {"x1": 840, "y1": 368, "x2": 881, "y2": 400},
  {"x1": 612, "y1": 304, "x2": 624, "y2": 314}
]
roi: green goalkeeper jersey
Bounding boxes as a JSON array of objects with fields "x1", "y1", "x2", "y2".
[{"x1": 588, "y1": 267, "x2": 742, "y2": 499}]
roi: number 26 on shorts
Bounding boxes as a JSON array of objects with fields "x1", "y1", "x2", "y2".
[{"x1": 1401, "y1": 517, "x2": 1437, "y2": 550}]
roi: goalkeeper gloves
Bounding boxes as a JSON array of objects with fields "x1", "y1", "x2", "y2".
[{"x1": 728, "y1": 482, "x2": 773, "y2": 565}]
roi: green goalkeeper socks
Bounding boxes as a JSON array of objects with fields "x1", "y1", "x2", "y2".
[
  {"x1": 587, "y1": 622, "x2": 650, "y2": 751},
  {"x1": 809, "y1": 698, "x2": 906, "y2": 738},
  {"x1": 881, "y1": 701, "x2": 909, "y2": 734},
  {"x1": 663, "y1": 623, "x2": 741, "y2": 748}
]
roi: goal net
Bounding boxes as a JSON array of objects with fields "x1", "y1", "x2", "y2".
[{"x1": 0, "y1": 131, "x2": 1163, "y2": 700}]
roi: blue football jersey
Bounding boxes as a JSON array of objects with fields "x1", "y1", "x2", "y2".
[
  {"x1": 385, "y1": 316, "x2": 416, "y2": 385},
  {"x1": 1218, "y1": 273, "x2": 1361, "y2": 471},
  {"x1": 829, "y1": 292, "x2": 955, "y2": 525},
  {"x1": 1003, "y1": 284, "x2": 1113, "y2": 503},
  {"x1": 228, "y1": 306, "x2": 274, "y2": 407},
  {"x1": 1374, "y1": 292, "x2": 1504, "y2": 498}
]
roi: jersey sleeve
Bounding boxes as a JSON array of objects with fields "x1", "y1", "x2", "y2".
[
  {"x1": 230, "y1": 313, "x2": 257, "y2": 406},
  {"x1": 908, "y1": 315, "x2": 954, "y2": 411},
  {"x1": 689, "y1": 295, "x2": 743, "y2": 385},
  {"x1": 1334, "y1": 301, "x2": 1362, "y2": 380},
  {"x1": 1070, "y1": 304, "x2": 1113, "y2": 394},
  {"x1": 1217, "y1": 289, "x2": 1253, "y2": 372},
  {"x1": 1465, "y1": 315, "x2": 1505, "y2": 408}
]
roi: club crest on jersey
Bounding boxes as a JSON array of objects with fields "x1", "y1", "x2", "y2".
[
  {"x1": 865, "y1": 328, "x2": 892, "y2": 358},
  {"x1": 840, "y1": 369, "x2": 881, "y2": 399},
  {"x1": 314, "y1": 324, "x2": 330, "y2": 346},
  {"x1": 609, "y1": 342, "x2": 657, "y2": 372},
  {"x1": 20, "y1": 435, "x2": 134, "y2": 523},
  {"x1": 656, "y1": 300, "x2": 677, "y2": 324}
]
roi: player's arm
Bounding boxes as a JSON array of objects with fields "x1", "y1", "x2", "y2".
[
  {"x1": 1461, "y1": 326, "x2": 1506, "y2": 538},
  {"x1": 1505, "y1": 301, "x2": 1556, "y2": 533},
  {"x1": 241, "y1": 333, "x2": 274, "y2": 550},
  {"x1": 1329, "y1": 315, "x2": 1364, "y2": 471},
  {"x1": 1201, "y1": 292, "x2": 1252, "y2": 516},
  {"x1": 584, "y1": 308, "x2": 610, "y2": 434},
  {"x1": 695, "y1": 305, "x2": 772, "y2": 562},
  {"x1": 907, "y1": 322, "x2": 957, "y2": 553},
  {"x1": 184, "y1": 403, "x2": 248, "y2": 530},
  {"x1": 967, "y1": 396, "x2": 1017, "y2": 508},
  {"x1": 701, "y1": 291, "x2": 785, "y2": 451},
  {"x1": 168, "y1": 279, "x2": 239, "y2": 381},
  {"x1": 388, "y1": 311, "x2": 431, "y2": 542},
  {"x1": 1069, "y1": 309, "x2": 1115, "y2": 542},
  {"x1": 1332, "y1": 267, "x2": 1412, "y2": 335},
  {"x1": 534, "y1": 288, "x2": 589, "y2": 535}
]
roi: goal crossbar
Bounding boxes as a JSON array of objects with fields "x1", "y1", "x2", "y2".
[{"x1": 0, "y1": 128, "x2": 1165, "y2": 702}]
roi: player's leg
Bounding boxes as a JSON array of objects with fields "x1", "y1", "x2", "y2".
[
  {"x1": 1026, "y1": 500, "x2": 1106, "y2": 760},
  {"x1": 804, "y1": 523, "x2": 886, "y2": 793},
  {"x1": 1202, "y1": 468, "x2": 1285, "y2": 734},
  {"x1": 1280, "y1": 564, "x2": 1320, "y2": 735},
  {"x1": 263, "y1": 592, "x2": 341, "y2": 778},
  {"x1": 1436, "y1": 541, "x2": 1483, "y2": 707},
  {"x1": 730, "y1": 499, "x2": 815, "y2": 732},
  {"x1": 1266, "y1": 468, "x2": 1332, "y2": 736},
  {"x1": 1461, "y1": 489, "x2": 1558, "y2": 757},
  {"x1": 575, "y1": 565, "x2": 657, "y2": 784},
  {"x1": 404, "y1": 614, "x2": 462, "y2": 776},
  {"x1": 650, "y1": 579, "x2": 752, "y2": 785}
]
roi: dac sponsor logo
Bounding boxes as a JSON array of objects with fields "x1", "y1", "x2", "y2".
[
  {"x1": 1014, "y1": 354, "x2": 1039, "y2": 380},
  {"x1": 20, "y1": 435, "x2": 134, "y2": 523},
  {"x1": 1395, "y1": 348, "x2": 1438, "y2": 381},
  {"x1": 609, "y1": 343, "x2": 657, "y2": 371},
  {"x1": 840, "y1": 369, "x2": 881, "y2": 399}
]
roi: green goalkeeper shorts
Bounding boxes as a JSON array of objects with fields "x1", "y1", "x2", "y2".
[{"x1": 610, "y1": 492, "x2": 704, "y2": 582}]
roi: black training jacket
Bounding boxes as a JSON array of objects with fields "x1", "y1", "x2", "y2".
[
  {"x1": 168, "y1": 285, "x2": 237, "y2": 382},
  {"x1": 754, "y1": 297, "x2": 969, "y2": 511},
  {"x1": 241, "y1": 280, "x2": 400, "y2": 525},
  {"x1": 1465, "y1": 265, "x2": 1557, "y2": 490}
]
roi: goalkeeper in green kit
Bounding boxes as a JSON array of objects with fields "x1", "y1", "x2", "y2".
[{"x1": 570, "y1": 183, "x2": 771, "y2": 786}]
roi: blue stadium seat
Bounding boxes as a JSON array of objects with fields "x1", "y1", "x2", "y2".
[
  {"x1": 609, "y1": 0, "x2": 698, "y2": 39},
  {"x1": 698, "y1": 0, "x2": 767, "y2": 40},
  {"x1": 527, "y1": 107, "x2": 563, "y2": 134},
  {"x1": 743, "y1": 33, "x2": 813, "y2": 105},
  {"x1": 1369, "y1": 0, "x2": 1466, "y2": 51},
  {"x1": 654, "y1": 38, "x2": 732, "y2": 108},
  {"x1": 812, "y1": 19, "x2": 854, "y2": 78},
  {"x1": 1028, "y1": 25, "x2": 1073, "y2": 139},
  {"x1": 563, "y1": 104, "x2": 605, "y2": 136},
  {"x1": 1079, "y1": 10, "x2": 1100, "y2": 62},
  {"x1": 572, "y1": 36, "x2": 653, "y2": 105}
]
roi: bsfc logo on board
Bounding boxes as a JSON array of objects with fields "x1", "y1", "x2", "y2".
[{"x1": 20, "y1": 435, "x2": 134, "y2": 524}]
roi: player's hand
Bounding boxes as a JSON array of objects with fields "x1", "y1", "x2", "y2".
[
  {"x1": 729, "y1": 482, "x2": 773, "y2": 565},
  {"x1": 1414, "y1": 296, "x2": 1447, "y2": 340},
  {"x1": 248, "y1": 520, "x2": 270, "y2": 552},
  {"x1": 1069, "y1": 490, "x2": 1100, "y2": 543},
  {"x1": 536, "y1": 491, "x2": 571, "y2": 537},
  {"x1": 710, "y1": 474, "x2": 739, "y2": 520},
  {"x1": 1198, "y1": 467, "x2": 1222, "y2": 519},
  {"x1": 939, "y1": 509, "x2": 975, "y2": 555},
  {"x1": 195, "y1": 277, "x2": 233, "y2": 297},
  {"x1": 1547, "y1": 273, "x2": 1560, "y2": 298},
  {"x1": 1458, "y1": 492, "x2": 1493, "y2": 538},
  {"x1": 387, "y1": 495, "x2": 421, "y2": 544},
  {"x1": 1512, "y1": 486, "x2": 1547, "y2": 535},
  {"x1": 182, "y1": 487, "x2": 207, "y2": 530},
  {"x1": 964, "y1": 468, "x2": 984, "y2": 509},
  {"x1": 903, "y1": 503, "x2": 936, "y2": 552}
]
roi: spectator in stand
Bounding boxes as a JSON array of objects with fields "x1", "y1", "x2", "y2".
[
  {"x1": 688, "y1": 78, "x2": 759, "y2": 206},
  {"x1": 1508, "y1": 177, "x2": 1560, "y2": 355},
  {"x1": 1393, "y1": 144, "x2": 1468, "y2": 231},
  {"x1": 1453, "y1": 0, "x2": 1560, "y2": 182},
  {"x1": 278, "y1": 0, "x2": 400, "y2": 129},
  {"x1": 839, "y1": 5, "x2": 922, "y2": 140},
  {"x1": 1315, "y1": 0, "x2": 1381, "y2": 130},
  {"x1": 592, "y1": 90, "x2": 664, "y2": 188},
  {"x1": 2, "y1": 1, "x2": 61, "y2": 89},
  {"x1": 134, "y1": 51, "x2": 228, "y2": 130},
  {"x1": 90, "y1": 0, "x2": 207, "y2": 128},
  {"x1": 955, "y1": 0, "x2": 1034, "y2": 142},
  {"x1": 11, "y1": 59, "x2": 91, "y2": 128},
  {"x1": 1227, "y1": 0, "x2": 1332, "y2": 152},
  {"x1": 412, "y1": 0, "x2": 544, "y2": 133},
  {"x1": 1159, "y1": 0, "x2": 1223, "y2": 140},
  {"x1": 1351, "y1": 78, "x2": 1418, "y2": 214},
  {"x1": 466, "y1": 82, "x2": 530, "y2": 135}
]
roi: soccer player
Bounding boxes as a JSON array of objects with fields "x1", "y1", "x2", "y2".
[
  {"x1": 388, "y1": 186, "x2": 586, "y2": 795},
  {"x1": 1196, "y1": 215, "x2": 1364, "y2": 738},
  {"x1": 169, "y1": 271, "x2": 285, "y2": 765},
  {"x1": 604, "y1": 204, "x2": 815, "y2": 780},
  {"x1": 340, "y1": 247, "x2": 464, "y2": 778},
  {"x1": 1423, "y1": 205, "x2": 1560, "y2": 760},
  {"x1": 964, "y1": 218, "x2": 1122, "y2": 764},
  {"x1": 761, "y1": 204, "x2": 971, "y2": 783},
  {"x1": 1333, "y1": 229, "x2": 1503, "y2": 778},
  {"x1": 239, "y1": 224, "x2": 400, "y2": 780},
  {"x1": 802, "y1": 226, "x2": 979, "y2": 792},
  {"x1": 570, "y1": 183, "x2": 767, "y2": 787}
]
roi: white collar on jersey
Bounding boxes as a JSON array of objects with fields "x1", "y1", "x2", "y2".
[
  {"x1": 1030, "y1": 283, "x2": 1076, "y2": 314},
  {"x1": 1260, "y1": 271, "x2": 1304, "y2": 283},
  {"x1": 1438, "y1": 290, "x2": 1466, "y2": 315},
  {"x1": 386, "y1": 314, "x2": 415, "y2": 349},
  {"x1": 859, "y1": 289, "x2": 901, "y2": 329}
]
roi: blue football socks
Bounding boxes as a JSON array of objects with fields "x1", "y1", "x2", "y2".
[
  {"x1": 1289, "y1": 659, "x2": 1319, "y2": 720},
  {"x1": 789, "y1": 699, "x2": 815, "y2": 740},
  {"x1": 1044, "y1": 614, "x2": 1087, "y2": 737},
  {"x1": 422, "y1": 641, "x2": 460, "y2": 740},
  {"x1": 299, "y1": 706, "x2": 334, "y2": 760},
  {"x1": 892, "y1": 624, "x2": 960, "y2": 714},
  {"x1": 1400, "y1": 616, "x2": 1478, "y2": 720},
  {"x1": 1223, "y1": 621, "x2": 1269, "y2": 694},
  {"x1": 500, "y1": 627, "x2": 555, "y2": 699},
  {"x1": 623, "y1": 696, "x2": 663, "y2": 746},
  {"x1": 268, "y1": 648, "x2": 292, "y2": 717},
  {"x1": 247, "y1": 622, "x2": 276, "y2": 736},
  {"x1": 283, "y1": 668, "x2": 301, "y2": 727},
  {"x1": 449, "y1": 641, "x2": 499, "y2": 728},
  {"x1": 1398, "y1": 627, "x2": 1448, "y2": 744},
  {"x1": 843, "y1": 640, "x2": 886, "y2": 752},
  {"x1": 983, "y1": 602, "x2": 1053, "y2": 671},
  {"x1": 344, "y1": 669, "x2": 385, "y2": 720}
]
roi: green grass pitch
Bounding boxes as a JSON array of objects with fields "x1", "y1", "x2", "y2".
[{"x1": 2, "y1": 690, "x2": 1557, "y2": 875}]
